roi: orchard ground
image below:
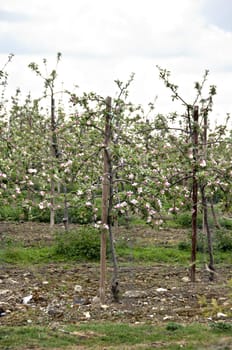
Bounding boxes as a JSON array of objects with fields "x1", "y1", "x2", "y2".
[{"x1": 0, "y1": 222, "x2": 231, "y2": 349}]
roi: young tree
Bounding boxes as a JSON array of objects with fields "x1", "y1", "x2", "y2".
[{"x1": 157, "y1": 67, "x2": 218, "y2": 281}]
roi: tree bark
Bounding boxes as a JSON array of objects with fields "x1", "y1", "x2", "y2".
[
  {"x1": 50, "y1": 180, "x2": 55, "y2": 229},
  {"x1": 210, "y1": 199, "x2": 221, "y2": 229},
  {"x1": 201, "y1": 186, "x2": 215, "y2": 281}
]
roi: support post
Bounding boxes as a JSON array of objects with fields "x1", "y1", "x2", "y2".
[
  {"x1": 190, "y1": 106, "x2": 199, "y2": 282},
  {"x1": 100, "y1": 96, "x2": 112, "y2": 303}
]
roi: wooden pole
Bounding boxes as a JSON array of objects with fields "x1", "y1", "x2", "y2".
[
  {"x1": 50, "y1": 93, "x2": 56, "y2": 229},
  {"x1": 190, "y1": 106, "x2": 199, "y2": 282},
  {"x1": 100, "y1": 96, "x2": 111, "y2": 303}
]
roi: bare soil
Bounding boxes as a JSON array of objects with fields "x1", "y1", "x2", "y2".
[{"x1": 0, "y1": 222, "x2": 231, "y2": 326}]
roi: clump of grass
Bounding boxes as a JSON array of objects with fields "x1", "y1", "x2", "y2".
[
  {"x1": 166, "y1": 322, "x2": 183, "y2": 331},
  {"x1": 169, "y1": 211, "x2": 203, "y2": 229},
  {"x1": 210, "y1": 322, "x2": 232, "y2": 332},
  {"x1": 54, "y1": 226, "x2": 102, "y2": 260},
  {"x1": 219, "y1": 217, "x2": 232, "y2": 230},
  {"x1": 215, "y1": 230, "x2": 232, "y2": 252}
]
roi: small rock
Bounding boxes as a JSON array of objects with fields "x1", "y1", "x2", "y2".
[
  {"x1": 163, "y1": 315, "x2": 173, "y2": 320},
  {"x1": 23, "y1": 272, "x2": 31, "y2": 277},
  {"x1": 73, "y1": 297, "x2": 90, "y2": 305},
  {"x1": 0, "y1": 289, "x2": 10, "y2": 295},
  {"x1": 47, "y1": 306, "x2": 63, "y2": 317},
  {"x1": 83, "y1": 311, "x2": 91, "y2": 319},
  {"x1": 123, "y1": 290, "x2": 146, "y2": 298},
  {"x1": 101, "y1": 304, "x2": 109, "y2": 310},
  {"x1": 22, "y1": 295, "x2": 33, "y2": 305},
  {"x1": 182, "y1": 276, "x2": 190, "y2": 282},
  {"x1": 156, "y1": 288, "x2": 168, "y2": 292},
  {"x1": 8, "y1": 279, "x2": 18, "y2": 284},
  {"x1": 0, "y1": 307, "x2": 6, "y2": 317},
  {"x1": 74, "y1": 285, "x2": 83, "y2": 293},
  {"x1": 92, "y1": 296, "x2": 100, "y2": 304}
]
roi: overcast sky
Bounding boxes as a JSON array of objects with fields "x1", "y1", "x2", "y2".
[{"x1": 1, "y1": 0, "x2": 232, "y2": 124}]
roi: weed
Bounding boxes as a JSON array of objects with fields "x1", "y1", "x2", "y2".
[
  {"x1": 178, "y1": 240, "x2": 190, "y2": 251},
  {"x1": 0, "y1": 204, "x2": 24, "y2": 221},
  {"x1": 174, "y1": 211, "x2": 203, "y2": 228},
  {"x1": 54, "y1": 226, "x2": 102, "y2": 260},
  {"x1": 219, "y1": 217, "x2": 232, "y2": 230},
  {"x1": 166, "y1": 322, "x2": 183, "y2": 331},
  {"x1": 210, "y1": 322, "x2": 232, "y2": 332},
  {"x1": 215, "y1": 230, "x2": 232, "y2": 252}
]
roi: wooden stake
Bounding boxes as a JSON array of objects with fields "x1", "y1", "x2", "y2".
[
  {"x1": 190, "y1": 106, "x2": 199, "y2": 282},
  {"x1": 100, "y1": 96, "x2": 111, "y2": 303}
]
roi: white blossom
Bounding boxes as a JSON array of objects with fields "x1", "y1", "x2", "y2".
[
  {"x1": 15, "y1": 187, "x2": 21, "y2": 194},
  {"x1": 199, "y1": 159, "x2": 206, "y2": 167},
  {"x1": 126, "y1": 191, "x2": 133, "y2": 197},
  {"x1": 28, "y1": 168, "x2": 37, "y2": 174}
]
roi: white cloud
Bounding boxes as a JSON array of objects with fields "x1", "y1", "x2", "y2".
[
  {"x1": 202, "y1": 0, "x2": 232, "y2": 32},
  {"x1": 0, "y1": 0, "x2": 232, "y2": 123}
]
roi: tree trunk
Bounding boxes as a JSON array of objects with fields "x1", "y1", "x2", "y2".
[
  {"x1": 50, "y1": 180, "x2": 55, "y2": 229},
  {"x1": 210, "y1": 199, "x2": 221, "y2": 229},
  {"x1": 201, "y1": 186, "x2": 215, "y2": 281},
  {"x1": 63, "y1": 184, "x2": 69, "y2": 231}
]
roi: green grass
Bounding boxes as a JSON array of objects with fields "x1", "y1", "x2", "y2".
[
  {"x1": 0, "y1": 245, "x2": 57, "y2": 264},
  {"x1": 117, "y1": 244, "x2": 191, "y2": 264},
  {"x1": 0, "y1": 322, "x2": 231, "y2": 349},
  {"x1": 0, "y1": 241, "x2": 231, "y2": 265},
  {"x1": 0, "y1": 325, "x2": 79, "y2": 349}
]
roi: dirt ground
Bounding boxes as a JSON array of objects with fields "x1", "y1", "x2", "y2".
[{"x1": 0, "y1": 222, "x2": 231, "y2": 326}]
